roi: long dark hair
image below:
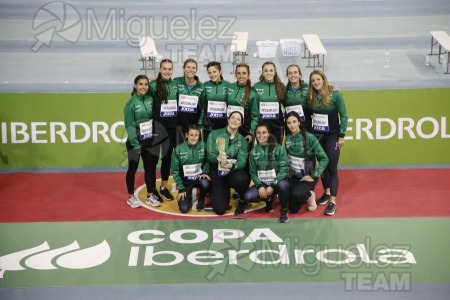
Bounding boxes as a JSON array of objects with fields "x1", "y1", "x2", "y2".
[
  {"x1": 285, "y1": 111, "x2": 307, "y2": 159},
  {"x1": 131, "y1": 74, "x2": 149, "y2": 95},
  {"x1": 255, "y1": 121, "x2": 277, "y2": 162},
  {"x1": 156, "y1": 59, "x2": 173, "y2": 104},
  {"x1": 206, "y1": 61, "x2": 224, "y2": 81},
  {"x1": 235, "y1": 63, "x2": 252, "y2": 108},
  {"x1": 258, "y1": 61, "x2": 286, "y2": 101}
]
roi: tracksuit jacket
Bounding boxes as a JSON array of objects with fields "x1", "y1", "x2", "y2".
[
  {"x1": 148, "y1": 79, "x2": 178, "y2": 129},
  {"x1": 206, "y1": 127, "x2": 249, "y2": 174},
  {"x1": 284, "y1": 131, "x2": 329, "y2": 178},
  {"x1": 310, "y1": 91, "x2": 348, "y2": 138},
  {"x1": 227, "y1": 82, "x2": 259, "y2": 137},
  {"x1": 202, "y1": 79, "x2": 229, "y2": 130},
  {"x1": 174, "y1": 76, "x2": 205, "y2": 130},
  {"x1": 171, "y1": 140, "x2": 209, "y2": 193},
  {"x1": 283, "y1": 81, "x2": 312, "y2": 131},
  {"x1": 253, "y1": 80, "x2": 286, "y2": 129},
  {"x1": 249, "y1": 143, "x2": 289, "y2": 189},
  {"x1": 123, "y1": 93, "x2": 154, "y2": 149}
]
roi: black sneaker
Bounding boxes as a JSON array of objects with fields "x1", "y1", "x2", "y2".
[
  {"x1": 316, "y1": 193, "x2": 331, "y2": 205},
  {"x1": 232, "y1": 191, "x2": 240, "y2": 199},
  {"x1": 324, "y1": 201, "x2": 337, "y2": 216},
  {"x1": 234, "y1": 201, "x2": 246, "y2": 215},
  {"x1": 159, "y1": 187, "x2": 174, "y2": 201},
  {"x1": 153, "y1": 189, "x2": 164, "y2": 203},
  {"x1": 279, "y1": 209, "x2": 289, "y2": 223},
  {"x1": 265, "y1": 199, "x2": 274, "y2": 213},
  {"x1": 196, "y1": 199, "x2": 205, "y2": 212}
]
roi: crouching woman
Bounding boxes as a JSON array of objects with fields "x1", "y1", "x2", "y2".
[
  {"x1": 171, "y1": 124, "x2": 210, "y2": 213},
  {"x1": 236, "y1": 122, "x2": 290, "y2": 223},
  {"x1": 206, "y1": 111, "x2": 249, "y2": 215}
]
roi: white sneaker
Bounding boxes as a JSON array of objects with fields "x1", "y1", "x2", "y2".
[
  {"x1": 306, "y1": 191, "x2": 317, "y2": 211},
  {"x1": 146, "y1": 194, "x2": 161, "y2": 207},
  {"x1": 127, "y1": 195, "x2": 141, "y2": 208}
]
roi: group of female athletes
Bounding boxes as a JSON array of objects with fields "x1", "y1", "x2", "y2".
[{"x1": 123, "y1": 58, "x2": 348, "y2": 223}]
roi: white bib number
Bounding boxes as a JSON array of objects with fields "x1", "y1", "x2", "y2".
[
  {"x1": 288, "y1": 155, "x2": 305, "y2": 175},
  {"x1": 139, "y1": 120, "x2": 153, "y2": 140},
  {"x1": 260, "y1": 102, "x2": 279, "y2": 119},
  {"x1": 285, "y1": 105, "x2": 305, "y2": 121},
  {"x1": 227, "y1": 105, "x2": 245, "y2": 121},
  {"x1": 207, "y1": 101, "x2": 227, "y2": 118},
  {"x1": 257, "y1": 169, "x2": 276, "y2": 185},
  {"x1": 218, "y1": 159, "x2": 237, "y2": 176},
  {"x1": 178, "y1": 95, "x2": 198, "y2": 113},
  {"x1": 312, "y1": 113, "x2": 329, "y2": 132},
  {"x1": 183, "y1": 163, "x2": 202, "y2": 180},
  {"x1": 160, "y1": 100, "x2": 177, "y2": 117}
]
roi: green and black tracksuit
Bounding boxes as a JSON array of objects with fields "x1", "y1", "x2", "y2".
[
  {"x1": 206, "y1": 127, "x2": 249, "y2": 215},
  {"x1": 171, "y1": 140, "x2": 210, "y2": 213},
  {"x1": 202, "y1": 79, "x2": 229, "y2": 141},
  {"x1": 174, "y1": 76, "x2": 205, "y2": 143},
  {"x1": 310, "y1": 91, "x2": 348, "y2": 197},
  {"x1": 123, "y1": 92, "x2": 158, "y2": 194},
  {"x1": 148, "y1": 79, "x2": 179, "y2": 181},
  {"x1": 253, "y1": 80, "x2": 286, "y2": 144},
  {"x1": 227, "y1": 82, "x2": 259, "y2": 138},
  {"x1": 285, "y1": 130, "x2": 329, "y2": 213},
  {"x1": 282, "y1": 80, "x2": 311, "y2": 131},
  {"x1": 284, "y1": 131, "x2": 329, "y2": 179},
  {"x1": 244, "y1": 143, "x2": 290, "y2": 209}
]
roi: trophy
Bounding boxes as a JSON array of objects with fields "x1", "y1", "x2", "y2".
[{"x1": 216, "y1": 137, "x2": 227, "y2": 162}]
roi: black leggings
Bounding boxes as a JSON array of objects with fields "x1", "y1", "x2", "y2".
[
  {"x1": 243, "y1": 179, "x2": 290, "y2": 210},
  {"x1": 210, "y1": 169, "x2": 249, "y2": 215},
  {"x1": 176, "y1": 126, "x2": 187, "y2": 146},
  {"x1": 289, "y1": 177, "x2": 317, "y2": 213},
  {"x1": 178, "y1": 179, "x2": 210, "y2": 213},
  {"x1": 266, "y1": 122, "x2": 284, "y2": 145},
  {"x1": 202, "y1": 127, "x2": 213, "y2": 143},
  {"x1": 125, "y1": 140, "x2": 159, "y2": 194},
  {"x1": 317, "y1": 133, "x2": 340, "y2": 197},
  {"x1": 156, "y1": 126, "x2": 177, "y2": 181}
]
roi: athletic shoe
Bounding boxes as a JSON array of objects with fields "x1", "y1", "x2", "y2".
[
  {"x1": 232, "y1": 191, "x2": 240, "y2": 199},
  {"x1": 127, "y1": 195, "x2": 141, "y2": 208},
  {"x1": 196, "y1": 199, "x2": 205, "y2": 212},
  {"x1": 324, "y1": 201, "x2": 336, "y2": 216},
  {"x1": 316, "y1": 193, "x2": 331, "y2": 205},
  {"x1": 152, "y1": 189, "x2": 164, "y2": 203},
  {"x1": 265, "y1": 199, "x2": 274, "y2": 213},
  {"x1": 159, "y1": 187, "x2": 174, "y2": 201},
  {"x1": 146, "y1": 194, "x2": 161, "y2": 207},
  {"x1": 306, "y1": 191, "x2": 317, "y2": 211},
  {"x1": 234, "y1": 201, "x2": 246, "y2": 215},
  {"x1": 279, "y1": 209, "x2": 289, "y2": 223}
]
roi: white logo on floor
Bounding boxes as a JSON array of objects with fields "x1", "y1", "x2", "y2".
[{"x1": 0, "y1": 240, "x2": 110, "y2": 278}]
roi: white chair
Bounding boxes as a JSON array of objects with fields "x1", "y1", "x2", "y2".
[
  {"x1": 231, "y1": 32, "x2": 249, "y2": 73},
  {"x1": 139, "y1": 37, "x2": 159, "y2": 77}
]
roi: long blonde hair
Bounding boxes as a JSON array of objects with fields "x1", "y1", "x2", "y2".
[{"x1": 308, "y1": 70, "x2": 332, "y2": 107}]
